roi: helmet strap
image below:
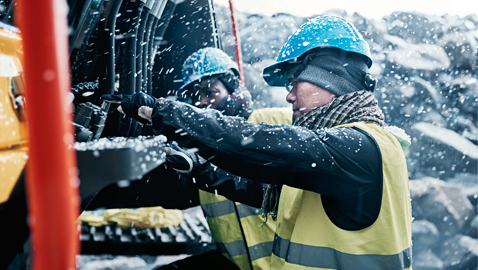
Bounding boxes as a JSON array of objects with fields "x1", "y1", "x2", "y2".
[{"x1": 364, "y1": 73, "x2": 378, "y2": 91}]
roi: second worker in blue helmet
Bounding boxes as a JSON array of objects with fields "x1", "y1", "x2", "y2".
[{"x1": 177, "y1": 47, "x2": 253, "y2": 118}]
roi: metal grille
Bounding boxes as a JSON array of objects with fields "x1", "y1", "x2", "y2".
[{"x1": 79, "y1": 207, "x2": 215, "y2": 256}]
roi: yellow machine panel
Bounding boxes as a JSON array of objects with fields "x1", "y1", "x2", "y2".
[{"x1": 0, "y1": 26, "x2": 28, "y2": 203}]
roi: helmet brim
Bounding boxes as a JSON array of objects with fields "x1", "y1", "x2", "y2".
[{"x1": 262, "y1": 62, "x2": 287, "y2": 87}]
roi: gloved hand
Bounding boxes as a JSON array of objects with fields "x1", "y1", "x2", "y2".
[
  {"x1": 101, "y1": 92, "x2": 156, "y2": 124},
  {"x1": 164, "y1": 142, "x2": 195, "y2": 174}
]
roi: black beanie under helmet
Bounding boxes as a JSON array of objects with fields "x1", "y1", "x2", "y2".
[{"x1": 285, "y1": 48, "x2": 377, "y2": 96}]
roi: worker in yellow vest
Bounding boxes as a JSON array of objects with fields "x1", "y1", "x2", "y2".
[{"x1": 108, "y1": 15, "x2": 413, "y2": 270}]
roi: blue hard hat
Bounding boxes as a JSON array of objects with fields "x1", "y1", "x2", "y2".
[
  {"x1": 263, "y1": 16, "x2": 373, "y2": 87},
  {"x1": 178, "y1": 47, "x2": 239, "y2": 93}
]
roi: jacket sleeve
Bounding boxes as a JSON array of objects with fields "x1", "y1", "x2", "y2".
[{"x1": 152, "y1": 99, "x2": 381, "y2": 200}]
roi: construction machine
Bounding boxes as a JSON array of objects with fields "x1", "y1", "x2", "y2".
[{"x1": 0, "y1": 0, "x2": 241, "y2": 268}]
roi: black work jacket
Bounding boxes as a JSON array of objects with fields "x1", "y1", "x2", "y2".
[{"x1": 152, "y1": 99, "x2": 382, "y2": 230}]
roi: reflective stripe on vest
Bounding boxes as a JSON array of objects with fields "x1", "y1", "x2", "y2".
[
  {"x1": 201, "y1": 199, "x2": 262, "y2": 219},
  {"x1": 201, "y1": 199, "x2": 235, "y2": 218},
  {"x1": 273, "y1": 234, "x2": 411, "y2": 269},
  {"x1": 249, "y1": 241, "x2": 274, "y2": 262},
  {"x1": 216, "y1": 235, "x2": 274, "y2": 263},
  {"x1": 217, "y1": 239, "x2": 249, "y2": 257},
  {"x1": 215, "y1": 239, "x2": 274, "y2": 270}
]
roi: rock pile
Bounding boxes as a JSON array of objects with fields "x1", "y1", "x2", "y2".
[{"x1": 217, "y1": 7, "x2": 478, "y2": 270}]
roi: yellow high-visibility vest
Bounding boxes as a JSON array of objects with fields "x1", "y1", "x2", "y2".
[{"x1": 271, "y1": 122, "x2": 412, "y2": 270}]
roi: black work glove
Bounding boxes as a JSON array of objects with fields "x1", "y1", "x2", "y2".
[
  {"x1": 101, "y1": 93, "x2": 156, "y2": 124},
  {"x1": 164, "y1": 142, "x2": 196, "y2": 174}
]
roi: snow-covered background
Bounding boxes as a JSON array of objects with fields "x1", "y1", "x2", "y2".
[{"x1": 216, "y1": 0, "x2": 478, "y2": 20}]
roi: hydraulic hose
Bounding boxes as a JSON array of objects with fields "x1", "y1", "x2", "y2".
[
  {"x1": 135, "y1": 1, "x2": 152, "y2": 93},
  {"x1": 118, "y1": 0, "x2": 144, "y2": 95},
  {"x1": 145, "y1": 0, "x2": 161, "y2": 96},
  {"x1": 142, "y1": 8, "x2": 154, "y2": 94},
  {"x1": 147, "y1": 0, "x2": 167, "y2": 95},
  {"x1": 97, "y1": 0, "x2": 123, "y2": 97}
]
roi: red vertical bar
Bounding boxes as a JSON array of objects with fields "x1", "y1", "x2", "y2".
[
  {"x1": 228, "y1": 0, "x2": 245, "y2": 84},
  {"x1": 17, "y1": 0, "x2": 80, "y2": 269}
]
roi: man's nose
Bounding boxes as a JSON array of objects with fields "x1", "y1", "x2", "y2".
[
  {"x1": 198, "y1": 96, "x2": 210, "y2": 107},
  {"x1": 286, "y1": 91, "x2": 296, "y2": 104}
]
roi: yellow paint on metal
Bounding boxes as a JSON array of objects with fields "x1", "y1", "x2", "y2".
[
  {"x1": 0, "y1": 77, "x2": 27, "y2": 148},
  {"x1": 0, "y1": 147, "x2": 28, "y2": 203},
  {"x1": 0, "y1": 26, "x2": 28, "y2": 203}
]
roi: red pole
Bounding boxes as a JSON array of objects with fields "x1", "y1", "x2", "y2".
[
  {"x1": 17, "y1": 0, "x2": 80, "y2": 269},
  {"x1": 228, "y1": 0, "x2": 245, "y2": 84}
]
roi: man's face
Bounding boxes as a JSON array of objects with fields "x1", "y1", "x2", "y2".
[
  {"x1": 286, "y1": 79, "x2": 336, "y2": 119},
  {"x1": 195, "y1": 79, "x2": 230, "y2": 109}
]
